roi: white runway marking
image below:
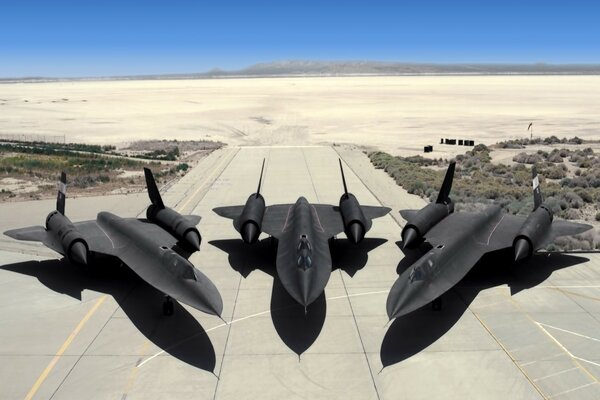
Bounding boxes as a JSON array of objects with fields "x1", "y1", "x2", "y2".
[
  {"x1": 535, "y1": 321, "x2": 600, "y2": 368},
  {"x1": 533, "y1": 367, "x2": 579, "y2": 382},
  {"x1": 537, "y1": 322, "x2": 600, "y2": 343},
  {"x1": 137, "y1": 289, "x2": 388, "y2": 368},
  {"x1": 549, "y1": 382, "x2": 596, "y2": 398}
]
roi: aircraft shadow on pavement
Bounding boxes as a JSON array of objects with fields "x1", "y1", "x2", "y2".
[
  {"x1": 209, "y1": 238, "x2": 276, "y2": 278},
  {"x1": 331, "y1": 237, "x2": 387, "y2": 277},
  {"x1": 270, "y1": 275, "x2": 327, "y2": 357},
  {"x1": 210, "y1": 238, "x2": 324, "y2": 355},
  {"x1": 210, "y1": 236, "x2": 386, "y2": 356},
  {"x1": 380, "y1": 249, "x2": 590, "y2": 369},
  {"x1": 0, "y1": 258, "x2": 216, "y2": 372}
]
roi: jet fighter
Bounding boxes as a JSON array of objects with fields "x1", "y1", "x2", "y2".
[
  {"x1": 4, "y1": 169, "x2": 222, "y2": 317},
  {"x1": 387, "y1": 162, "x2": 593, "y2": 320},
  {"x1": 214, "y1": 159, "x2": 390, "y2": 308}
]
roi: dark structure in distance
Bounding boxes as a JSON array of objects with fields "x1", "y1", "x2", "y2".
[
  {"x1": 214, "y1": 159, "x2": 390, "y2": 309},
  {"x1": 4, "y1": 169, "x2": 222, "y2": 317},
  {"x1": 387, "y1": 162, "x2": 592, "y2": 320}
]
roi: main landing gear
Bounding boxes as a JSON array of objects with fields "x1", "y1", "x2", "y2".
[
  {"x1": 431, "y1": 296, "x2": 442, "y2": 311},
  {"x1": 163, "y1": 295, "x2": 174, "y2": 316}
]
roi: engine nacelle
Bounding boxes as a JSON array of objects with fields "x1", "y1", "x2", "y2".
[
  {"x1": 513, "y1": 205, "x2": 553, "y2": 261},
  {"x1": 402, "y1": 201, "x2": 454, "y2": 248},
  {"x1": 46, "y1": 211, "x2": 89, "y2": 265},
  {"x1": 339, "y1": 193, "x2": 368, "y2": 244},
  {"x1": 238, "y1": 194, "x2": 266, "y2": 244},
  {"x1": 147, "y1": 205, "x2": 201, "y2": 251}
]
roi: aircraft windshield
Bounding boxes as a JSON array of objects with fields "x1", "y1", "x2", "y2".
[
  {"x1": 296, "y1": 234, "x2": 313, "y2": 270},
  {"x1": 409, "y1": 256, "x2": 434, "y2": 283},
  {"x1": 163, "y1": 250, "x2": 196, "y2": 280}
]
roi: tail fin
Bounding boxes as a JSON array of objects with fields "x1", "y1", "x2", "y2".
[
  {"x1": 532, "y1": 166, "x2": 543, "y2": 210},
  {"x1": 255, "y1": 159, "x2": 265, "y2": 198},
  {"x1": 144, "y1": 168, "x2": 165, "y2": 209},
  {"x1": 339, "y1": 159, "x2": 348, "y2": 196},
  {"x1": 436, "y1": 161, "x2": 455, "y2": 204},
  {"x1": 56, "y1": 172, "x2": 67, "y2": 215}
]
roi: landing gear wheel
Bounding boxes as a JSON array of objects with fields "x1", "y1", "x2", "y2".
[
  {"x1": 432, "y1": 296, "x2": 442, "y2": 311},
  {"x1": 163, "y1": 296, "x2": 174, "y2": 316}
]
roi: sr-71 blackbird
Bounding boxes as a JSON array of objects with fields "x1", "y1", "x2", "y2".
[
  {"x1": 4, "y1": 169, "x2": 223, "y2": 317},
  {"x1": 387, "y1": 161, "x2": 592, "y2": 320},
  {"x1": 214, "y1": 159, "x2": 391, "y2": 309}
]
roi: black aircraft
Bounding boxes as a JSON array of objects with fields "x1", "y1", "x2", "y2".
[
  {"x1": 387, "y1": 161, "x2": 593, "y2": 320},
  {"x1": 4, "y1": 169, "x2": 222, "y2": 317},
  {"x1": 214, "y1": 159, "x2": 391, "y2": 308}
]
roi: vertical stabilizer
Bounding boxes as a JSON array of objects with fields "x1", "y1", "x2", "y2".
[
  {"x1": 56, "y1": 172, "x2": 67, "y2": 215},
  {"x1": 532, "y1": 166, "x2": 543, "y2": 210},
  {"x1": 144, "y1": 168, "x2": 165, "y2": 209},
  {"x1": 339, "y1": 159, "x2": 349, "y2": 196},
  {"x1": 436, "y1": 161, "x2": 455, "y2": 204},
  {"x1": 256, "y1": 159, "x2": 265, "y2": 198}
]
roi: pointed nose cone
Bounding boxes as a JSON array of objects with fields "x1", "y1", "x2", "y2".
[
  {"x1": 282, "y1": 268, "x2": 324, "y2": 309},
  {"x1": 204, "y1": 292, "x2": 224, "y2": 317},
  {"x1": 185, "y1": 230, "x2": 201, "y2": 251},
  {"x1": 241, "y1": 223, "x2": 259, "y2": 244},
  {"x1": 69, "y1": 241, "x2": 88, "y2": 265},
  {"x1": 386, "y1": 278, "x2": 408, "y2": 320},
  {"x1": 347, "y1": 222, "x2": 365, "y2": 244},
  {"x1": 514, "y1": 238, "x2": 531, "y2": 262},
  {"x1": 386, "y1": 272, "x2": 427, "y2": 320},
  {"x1": 402, "y1": 227, "x2": 419, "y2": 249},
  {"x1": 182, "y1": 271, "x2": 224, "y2": 317}
]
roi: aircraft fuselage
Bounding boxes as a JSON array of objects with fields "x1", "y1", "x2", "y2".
[
  {"x1": 97, "y1": 212, "x2": 222, "y2": 315},
  {"x1": 275, "y1": 197, "x2": 332, "y2": 307},
  {"x1": 387, "y1": 206, "x2": 504, "y2": 319}
]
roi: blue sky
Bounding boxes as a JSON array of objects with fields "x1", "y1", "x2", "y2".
[{"x1": 1, "y1": 0, "x2": 599, "y2": 77}]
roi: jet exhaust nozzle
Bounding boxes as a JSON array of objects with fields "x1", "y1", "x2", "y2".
[
  {"x1": 402, "y1": 227, "x2": 419, "y2": 249},
  {"x1": 69, "y1": 241, "x2": 88, "y2": 265},
  {"x1": 241, "y1": 222, "x2": 259, "y2": 244},
  {"x1": 184, "y1": 230, "x2": 201, "y2": 251},
  {"x1": 514, "y1": 238, "x2": 531, "y2": 262},
  {"x1": 347, "y1": 222, "x2": 365, "y2": 244}
]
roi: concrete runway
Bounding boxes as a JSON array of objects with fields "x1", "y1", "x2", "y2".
[{"x1": 1, "y1": 146, "x2": 600, "y2": 399}]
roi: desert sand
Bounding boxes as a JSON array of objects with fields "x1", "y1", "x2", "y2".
[{"x1": 0, "y1": 76, "x2": 599, "y2": 156}]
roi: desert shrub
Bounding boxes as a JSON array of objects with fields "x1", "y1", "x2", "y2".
[
  {"x1": 575, "y1": 189, "x2": 594, "y2": 203},
  {"x1": 559, "y1": 148, "x2": 571, "y2": 157},
  {"x1": 547, "y1": 152, "x2": 564, "y2": 163},
  {"x1": 562, "y1": 192, "x2": 584, "y2": 209},
  {"x1": 176, "y1": 163, "x2": 189, "y2": 172},
  {"x1": 513, "y1": 152, "x2": 543, "y2": 164}
]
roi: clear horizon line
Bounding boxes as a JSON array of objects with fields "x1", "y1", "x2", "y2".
[{"x1": 3, "y1": 60, "x2": 600, "y2": 81}]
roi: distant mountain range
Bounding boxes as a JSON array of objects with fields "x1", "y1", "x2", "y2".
[
  {"x1": 209, "y1": 60, "x2": 600, "y2": 76},
  {"x1": 3, "y1": 60, "x2": 600, "y2": 82}
]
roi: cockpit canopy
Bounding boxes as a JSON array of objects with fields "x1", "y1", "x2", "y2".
[
  {"x1": 409, "y1": 254, "x2": 435, "y2": 283},
  {"x1": 162, "y1": 249, "x2": 196, "y2": 280},
  {"x1": 296, "y1": 234, "x2": 313, "y2": 270}
]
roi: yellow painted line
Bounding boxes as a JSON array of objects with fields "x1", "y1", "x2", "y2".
[
  {"x1": 24, "y1": 296, "x2": 107, "y2": 400},
  {"x1": 176, "y1": 148, "x2": 237, "y2": 213}
]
